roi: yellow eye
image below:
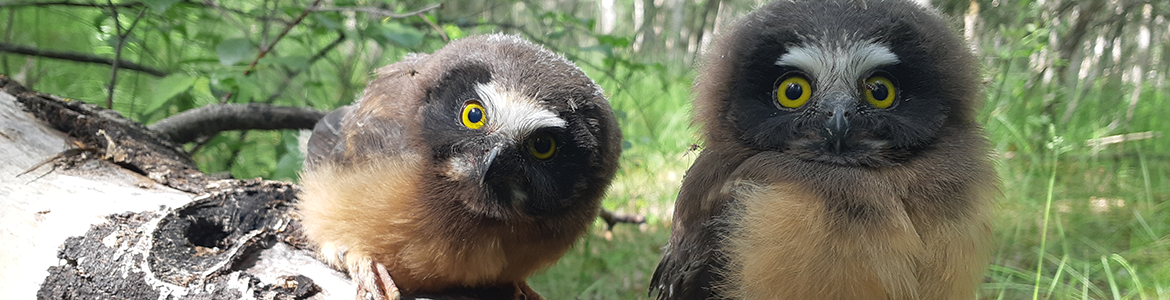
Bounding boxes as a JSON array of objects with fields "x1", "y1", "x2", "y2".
[
  {"x1": 528, "y1": 134, "x2": 557, "y2": 160},
  {"x1": 461, "y1": 101, "x2": 486, "y2": 129},
  {"x1": 864, "y1": 76, "x2": 896, "y2": 108},
  {"x1": 776, "y1": 76, "x2": 812, "y2": 108}
]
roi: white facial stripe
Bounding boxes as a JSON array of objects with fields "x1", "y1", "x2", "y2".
[
  {"x1": 474, "y1": 82, "x2": 566, "y2": 140},
  {"x1": 775, "y1": 42, "x2": 899, "y2": 87}
]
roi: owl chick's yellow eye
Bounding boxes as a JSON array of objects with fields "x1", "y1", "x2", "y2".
[
  {"x1": 864, "y1": 76, "x2": 896, "y2": 109},
  {"x1": 461, "y1": 101, "x2": 486, "y2": 129},
  {"x1": 777, "y1": 76, "x2": 812, "y2": 108},
  {"x1": 528, "y1": 135, "x2": 557, "y2": 160}
]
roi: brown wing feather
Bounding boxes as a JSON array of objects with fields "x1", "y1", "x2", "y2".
[
  {"x1": 303, "y1": 105, "x2": 353, "y2": 169},
  {"x1": 650, "y1": 11, "x2": 759, "y2": 297},
  {"x1": 650, "y1": 144, "x2": 758, "y2": 300}
]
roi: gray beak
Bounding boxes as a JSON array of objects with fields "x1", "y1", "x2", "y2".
[
  {"x1": 475, "y1": 144, "x2": 504, "y2": 186},
  {"x1": 820, "y1": 93, "x2": 854, "y2": 153}
]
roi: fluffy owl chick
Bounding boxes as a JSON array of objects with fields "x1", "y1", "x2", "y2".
[
  {"x1": 650, "y1": 1, "x2": 997, "y2": 299},
  {"x1": 298, "y1": 34, "x2": 621, "y2": 299}
]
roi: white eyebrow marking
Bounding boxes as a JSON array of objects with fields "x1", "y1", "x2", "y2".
[
  {"x1": 475, "y1": 82, "x2": 566, "y2": 140},
  {"x1": 775, "y1": 41, "x2": 899, "y2": 88}
]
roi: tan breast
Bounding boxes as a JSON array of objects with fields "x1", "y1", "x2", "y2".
[
  {"x1": 297, "y1": 153, "x2": 574, "y2": 293},
  {"x1": 720, "y1": 176, "x2": 992, "y2": 300}
]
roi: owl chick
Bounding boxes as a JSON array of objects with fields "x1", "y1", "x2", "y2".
[
  {"x1": 298, "y1": 34, "x2": 621, "y2": 299},
  {"x1": 650, "y1": 1, "x2": 998, "y2": 299}
]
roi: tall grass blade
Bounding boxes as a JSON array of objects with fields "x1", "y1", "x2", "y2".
[
  {"x1": 1032, "y1": 124, "x2": 1061, "y2": 300},
  {"x1": 1110, "y1": 254, "x2": 1147, "y2": 300}
]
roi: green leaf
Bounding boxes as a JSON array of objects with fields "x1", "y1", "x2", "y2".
[
  {"x1": 192, "y1": 77, "x2": 216, "y2": 105},
  {"x1": 271, "y1": 132, "x2": 305, "y2": 181},
  {"x1": 580, "y1": 45, "x2": 613, "y2": 56},
  {"x1": 262, "y1": 56, "x2": 311, "y2": 70},
  {"x1": 147, "y1": 74, "x2": 197, "y2": 113},
  {"x1": 596, "y1": 35, "x2": 631, "y2": 48},
  {"x1": 233, "y1": 76, "x2": 262, "y2": 103},
  {"x1": 378, "y1": 22, "x2": 424, "y2": 47},
  {"x1": 216, "y1": 38, "x2": 256, "y2": 66},
  {"x1": 91, "y1": 13, "x2": 109, "y2": 32},
  {"x1": 443, "y1": 24, "x2": 465, "y2": 40},
  {"x1": 143, "y1": 0, "x2": 182, "y2": 13},
  {"x1": 312, "y1": 14, "x2": 343, "y2": 30}
]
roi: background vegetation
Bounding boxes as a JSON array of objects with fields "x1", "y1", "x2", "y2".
[{"x1": 2, "y1": 0, "x2": 1167, "y2": 299}]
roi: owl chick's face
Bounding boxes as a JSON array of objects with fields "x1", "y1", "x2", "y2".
[
  {"x1": 712, "y1": 0, "x2": 979, "y2": 167},
  {"x1": 417, "y1": 50, "x2": 612, "y2": 220}
]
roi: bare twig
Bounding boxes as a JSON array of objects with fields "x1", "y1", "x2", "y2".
[
  {"x1": 310, "y1": 3, "x2": 441, "y2": 19},
  {"x1": 220, "y1": 0, "x2": 324, "y2": 104},
  {"x1": 0, "y1": 1, "x2": 141, "y2": 9},
  {"x1": 417, "y1": 11, "x2": 448, "y2": 42},
  {"x1": 1086, "y1": 131, "x2": 1163, "y2": 154},
  {"x1": 148, "y1": 103, "x2": 326, "y2": 144},
  {"x1": 113, "y1": 7, "x2": 147, "y2": 107},
  {"x1": 105, "y1": 2, "x2": 147, "y2": 108},
  {"x1": 208, "y1": 0, "x2": 249, "y2": 37},
  {"x1": 189, "y1": 0, "x2": 251, "y2": 18},
  {"x1": 1, "y1": 0, "x2": 249, "y2": 15},
  {"x1": 3, "y1": 9, "x2": 14, "y2": 75},
  {"x1": 244, "y1": 0, "x2": 322, "y2": 77},
  {"x1": 0, "y1": 42, "x2": 167, "y2": 77},
  {"x1": 104, "y1": 0, "x2": 121, "y2": 109},
  {"x1": 598, "y1": 209, "x2": 646, "y2": 231},
  {"x1": 16, "y1": 148, "x2": 97, "y2": 178},
  {"x1": 446, "y1": 20, "x2": 524, "y2": 30},
  {"x1": 259, "y1": 0, "x2": 273, "y2": 46},
  {"x1": 262, "y1": 32, "x2": 346, "y2": 104}
]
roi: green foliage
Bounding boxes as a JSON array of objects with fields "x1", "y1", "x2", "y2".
[
  {"x1": 4, "y1": 0, "x2": 1169, "y2": 299},
  {"x1": 978, "y1": 11, "x2": 1170, "y2": 296},
  {"x1": 215, "y1": 38, "x2": 255, "y2": 66}
]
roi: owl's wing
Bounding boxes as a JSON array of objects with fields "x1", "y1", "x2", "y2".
[
  {"x1": 651, "y1": 147, "x2": 751, "y2": 300},
  {"x1": 303, "y1": 105, "x2": 354, "y2": 169}
]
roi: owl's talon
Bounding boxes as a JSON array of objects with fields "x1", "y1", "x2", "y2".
[
  {"x1": 374, "y1": 262, "x2": 400, "y2": 300},
  {"x1": 350, "y1": 260, "x2": 400, "y2": 300}
]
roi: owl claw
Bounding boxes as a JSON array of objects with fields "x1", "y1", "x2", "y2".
[
  {"x1": 353, "y1": 261, "x2": 399, "y2": 300},
  {"x1": 375, "y1": 262, "x2": 401, "y2": 300}
]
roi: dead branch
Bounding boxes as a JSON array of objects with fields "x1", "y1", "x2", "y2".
[
  {"x1": 0, "y1": 42, "x2": 168, "y2": 77},
  {"x1": 0, "y1": 1, "x2": 141, "y2": 9},
  {"x1": 3, "y1": 75, "x2": 205, "y2": 193},
  {"x1": 1086, "y1": 131, "x2": 1163, "y2": 154},
  {"x1": 310, "y1": 3, "x2": 442, "y2": 18},
  {"x1": 599, "y1": 209, "x2": 646, "y2": 231},
  {"x1": 148, "y1": 103, "x2": 326, "y2": 144},
  {"x1": 1, "y1": 0, "x2": 250, "y2": 16}
]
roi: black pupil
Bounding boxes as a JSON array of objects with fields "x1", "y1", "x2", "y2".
[
  {"x1": 871, "y1": 83, "x2": 889, "y2": 100},
  {"x1": 785, "y1": 82, "x2": 803, "y2": 100},
  {"x1": 533, "y1": 136, "x2": 553, "y2": 154},
  {"x1": 467, "y1": 107, "x2": 483, "y2": 123}
]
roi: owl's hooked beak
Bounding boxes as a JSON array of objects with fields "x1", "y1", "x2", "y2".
[
  {"x1": 474, "y1": 144, "x2": 505, "y2": 186},
  {"x1": 821, "y1": 94, "x2": 854, "y2": 153}
]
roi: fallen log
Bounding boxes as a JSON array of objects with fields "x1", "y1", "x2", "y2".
[{"x1": 0, "y1": 76, "x2": 348, "y2": 300}]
